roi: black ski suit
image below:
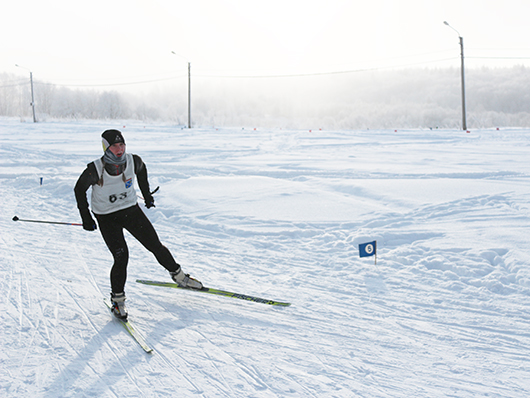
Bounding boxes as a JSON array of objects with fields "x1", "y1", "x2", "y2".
[{"x1": 74, "y1": 154, "x2": 180, "y2": 294}]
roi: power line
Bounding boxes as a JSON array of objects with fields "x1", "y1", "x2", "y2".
[
  {"x1": 467, "y1": 56, "x2": 530, "y2": 60},
  {"x1": 6, "y1": 54, "x2": 530, "y2": 89},
  {"x1": 0, "y1": 78, "x2": 30, "y2": 88},
  {"x1": 197, "y1": 57, "x2": 459, "y2": 79},
  {"x1": 30, "y1": 57, "x2": 460, "y2": 88},
  {"x1": 0, "y1": 82, "x2": 27, "y2": 88},
  {"x1": 37, "y1": 74, "x2": 187, "y2": 88}
]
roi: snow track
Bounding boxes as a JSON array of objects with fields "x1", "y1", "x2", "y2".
[{"x1": 1, "y1": 118, "x2": 530, "y2": 397}]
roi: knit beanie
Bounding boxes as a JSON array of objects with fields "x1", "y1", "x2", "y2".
[{"x1": 101, "y1": 129, "x2": 125, "y2": 151}]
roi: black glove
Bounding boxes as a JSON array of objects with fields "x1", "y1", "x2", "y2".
[
  {"x1": 81, "y1": 211, "x2": 97, "y2": 231},
  {"x1": 144, "y1": 195, "x2": 155, "y2": 209}
]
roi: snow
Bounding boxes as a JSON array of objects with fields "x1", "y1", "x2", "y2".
[{"x1": 1, "y1": 117, "x2": 530, "y2": 397}]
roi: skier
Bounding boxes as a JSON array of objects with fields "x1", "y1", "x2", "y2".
[{"x1": 74, "y1": 129, "x2": 202, "y2": 320}]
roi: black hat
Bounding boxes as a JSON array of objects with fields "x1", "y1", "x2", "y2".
[{"x1": 102, "y1": 129, "x2": 125, "y2": 151}]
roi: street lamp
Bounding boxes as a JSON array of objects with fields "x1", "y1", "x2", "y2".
[
  {"x1": 15, "y1": 64, "x2": 37, "y2": 123},
  {"x1": 444, "y1": 21, "x2": 467, "y2": 130},
  {"x1": 171, "y1": 52, "x2": 191, "y2": 129}
]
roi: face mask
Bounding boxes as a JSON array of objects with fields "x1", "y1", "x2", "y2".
[{"x1": 103, "y1": 147, "x2": 127, "y2": 165}]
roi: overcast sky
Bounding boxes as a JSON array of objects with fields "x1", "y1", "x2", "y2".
[{"x1": 3, "y1": 0, "x2": 530, "y2": 88}]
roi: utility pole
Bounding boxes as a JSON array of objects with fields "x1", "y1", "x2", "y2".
[
  {"x1": 171, "y1": 52, "x2": 191, "y2": 128},
  {"x1": 444, "y1": 21, "x2": 467, "y2": 130},
  {"x1": 187, "y1": 62, "x2": 191, "y2": 129},
  {"x1": 15, "y1": 64, "x2": 37, "y2": 122}
]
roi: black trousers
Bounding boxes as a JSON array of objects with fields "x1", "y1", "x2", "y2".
[{"x1": 95, "y1": 204, "x2": 179, "y2": 293}]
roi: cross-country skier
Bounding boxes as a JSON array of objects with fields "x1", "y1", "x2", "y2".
[{"x1": 74, "y1": 129, "x2": 202, "y2": 320}]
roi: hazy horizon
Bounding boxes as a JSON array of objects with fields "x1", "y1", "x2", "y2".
[{"x1": 3, "y1": 65, "x2": 530, "y2": 129}]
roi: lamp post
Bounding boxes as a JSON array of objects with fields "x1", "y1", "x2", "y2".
[
  {"x1": 171, "y1": 52, "x2": 191, "y2": 129},
  {"x1": 444, "y1": 21, "x2": 467, "y2": 130},
  {"x1": 15, "y1": 64, "x2": 37, "y2": 123}
]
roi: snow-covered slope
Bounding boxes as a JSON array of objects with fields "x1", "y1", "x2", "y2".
[{"x1": 1, "y1": 118, "x2": 529, "y2": 397}]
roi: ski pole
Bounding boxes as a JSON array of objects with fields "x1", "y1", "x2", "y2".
[
  {"x1": 12, "y1": 216, "x2": 82, "y2": 226},
  {"x1": 138, "y1": 186, "x2": 160, "y2": 201}
]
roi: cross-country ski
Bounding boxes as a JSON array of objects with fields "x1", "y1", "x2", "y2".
[
  {"x1": 136, "y1": 279, "x2": 291, "y2": 307},
  {"x1": 103, "y1": 298, "x2": 153, "y2": 354}
]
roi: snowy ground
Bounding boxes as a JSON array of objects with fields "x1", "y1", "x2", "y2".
[{"x1": 1, "y1": 117, "x2": 530, "y2": 397}]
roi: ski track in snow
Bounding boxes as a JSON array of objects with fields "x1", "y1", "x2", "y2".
[{"x1": 1, "y1": 117, "x2": 530, "y2": 397}]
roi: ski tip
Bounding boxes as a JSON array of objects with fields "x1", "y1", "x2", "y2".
[
  {"x1": 271, "y1": 301, "x2": 291, "y2": 307},
  {"x1": 12, "y1": 216, "x2": 19, "y2": 221}
]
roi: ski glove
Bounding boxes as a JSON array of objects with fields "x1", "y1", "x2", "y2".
[
  {"x1": 144, "y1": 195, "x2": 155, "y2": 209},
  {"x1": 81, "y1": 211, "x2": 97, "y2": 231}
]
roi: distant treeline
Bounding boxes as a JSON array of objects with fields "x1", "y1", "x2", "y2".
[{"x1": 2, "y1": 66, "x2": 530, "y2": 129}]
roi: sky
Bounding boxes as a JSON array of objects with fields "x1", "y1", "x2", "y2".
[{"x1": 3, "y1": 0, "x2": 530, "y2": 90}]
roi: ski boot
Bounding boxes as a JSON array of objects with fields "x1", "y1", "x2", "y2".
[
  {"x1": 110, "y1": 292, "x2": 128, "y2": 320},
  {"x1": 170, "y1": 268, "x2": 203, "y2": 289}
]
